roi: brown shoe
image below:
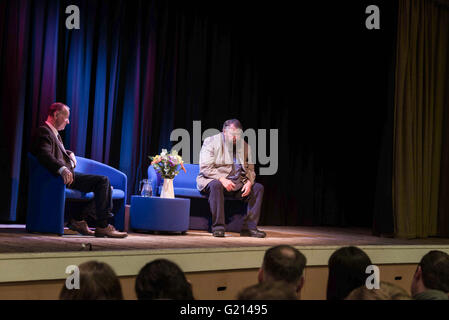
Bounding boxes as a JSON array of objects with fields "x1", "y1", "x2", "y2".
[
  {"x1": 95, "y1": 224, "x2": 128, "y2": 238},
  {"x1": 68, "y1": 220, "x2": 95, "y2": 236}
]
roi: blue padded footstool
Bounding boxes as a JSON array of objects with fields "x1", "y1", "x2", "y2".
[{"x1": 130, "y1": 196, "x2": 190, "y2": 233}]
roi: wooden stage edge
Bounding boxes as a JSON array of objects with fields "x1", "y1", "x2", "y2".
[{"x1": 1, "y1": 225, "x2": 449, "y2": 284}]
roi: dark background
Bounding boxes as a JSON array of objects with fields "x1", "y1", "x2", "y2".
[{"x1": 154, "y1": 0, "x2": 397, "y2": 228}]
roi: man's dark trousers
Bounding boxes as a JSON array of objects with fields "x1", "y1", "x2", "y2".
[
  {"x1": 201, "y1": 180, "x2": 264, "y2": 232},
  {"x1": 69, "y1": 172, "x2": 113, "y2": 228}
]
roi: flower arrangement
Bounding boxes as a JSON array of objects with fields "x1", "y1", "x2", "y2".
[{"x1": 149, "y1": 149, "x2": 186, "y2": 179}]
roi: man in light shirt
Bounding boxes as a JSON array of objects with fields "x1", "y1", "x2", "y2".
[
  {"x1": 32, "y1": 102, "x2": 127, "y2": 238},
  {"x1": 197, "y1": 119, "x2": 265, "y2": 238}
]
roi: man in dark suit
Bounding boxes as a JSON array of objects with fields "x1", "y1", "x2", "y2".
[{"x1": 32, "y1": 102, "x2": 127, "y2": 238}]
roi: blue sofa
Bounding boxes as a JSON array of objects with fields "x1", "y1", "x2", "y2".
[
  {"x1": 26, "y1": 153, "x2": 127, "y2": 235},
  {"x1": 147, "y1": 163, "x2": 246, "y2": 231}
]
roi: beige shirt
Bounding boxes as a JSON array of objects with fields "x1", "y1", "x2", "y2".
[{"x1": 196, "y1": 133, "x2": 256, "y2": 191}]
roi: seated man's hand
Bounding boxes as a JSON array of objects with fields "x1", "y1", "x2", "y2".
[
  {"x1": 69, "y1": 152, "x2": 77, "y2": 168},
  {"x1": 241, "y1": 180, "x2": 252, "y2": 197},
  {"x1": 219, "y1": 177, "x2": 235, "y2": 192},
  {"x1": 61, "y1": 168, "x2": 74, "y2": 186}
]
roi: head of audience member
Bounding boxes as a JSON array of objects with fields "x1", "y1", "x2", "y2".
[
  {"x1": 258, "y1": 245, "x2": 307, "y2": 299},
  {"x1": 46, "y1": 102, "x2": 70, "y2": 131},
  {"x1": 346, "y1": 281, "x2": 412, "y2": 300},
  {"x1": 135, "y1": 259, "x2": 194, "y2": 300},
  {"x1": 411, "y1": 250, "x2": 449, "y2": 300},
  {"x1": 326, "y1": 246, "x2": 372, "y2": 300},
  {"x1": 59, "y1": 260, "x2": 123, "y2": 300},
  {"x1": 237, "y1": 281, "x2": 298, "y2": 300}
]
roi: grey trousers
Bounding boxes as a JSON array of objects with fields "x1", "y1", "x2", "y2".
[{"x1": 201, "y1": 179, "x2": 264, "y2": 232}]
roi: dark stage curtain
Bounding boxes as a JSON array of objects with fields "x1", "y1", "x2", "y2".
[
  {"x1": 1, "y1": 0, "x2": 398, "y2": 231},
  {"x1": 372, "y1": 0, "x2": 399, "y2": 237}
]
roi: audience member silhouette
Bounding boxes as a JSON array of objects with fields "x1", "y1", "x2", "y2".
[
  {"x1": 258, "y1": 245, "x2": 307, "y2": 299},
  {"x1": 411, "y1": 250, "x2": 449, "y2": 300},
  {"x1": 346, "y1": 281, "x2": 412, "y2": 300},
  {"x1": 135, "y1": 259, "x2": 194, "y2": 300},
  {"x1": 237, "y1": 281, "x2": 298, "y2": 300},
  {"x1": 59, "y1": 260, "x2": 123, "y2": 300},
  {"x1": 326, "y1": 246, "x2": 372, "y2": 300}
]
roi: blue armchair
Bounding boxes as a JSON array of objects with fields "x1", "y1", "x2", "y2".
[
  {"x1": 26, "y1": 153, "x2": 127, "y2": 235},
  {"x1": 147, "y1": 163, "x2": 246, "y2": 231},
  {"x1": 148, "y1": 163, "x2": 204, "y2": 198}
]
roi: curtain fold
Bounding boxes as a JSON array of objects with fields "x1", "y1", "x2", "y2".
[
  {"x1": 0, "y1": 0, "x2": 31, "y2": 221},
  {"x1": 439, "y1": 79, "x2": 449, "y2": 237},
  {"x1": 372, "y1": 0, "x2": 399, "y2": 237},
  {"x1": 436, "y1": 0, "x2": 449, "y2": 237},
  {"x1": 393, "y1": 0, "x2": 449, "y2": 238}
]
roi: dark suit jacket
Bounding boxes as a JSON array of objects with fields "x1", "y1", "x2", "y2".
[{"x1": 32, "y1": 124, "x2": 75, "y2": 176}]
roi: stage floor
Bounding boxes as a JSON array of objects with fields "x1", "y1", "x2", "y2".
[{"x1": 1, "y1": 224, "x2": 449, "y2": 254}]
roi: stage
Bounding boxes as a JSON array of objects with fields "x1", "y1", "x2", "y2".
[
  {"x1": 1, "y1": 224, "x2": 449, "y2": 299},
  {"x1": 1, "y1": 225, "x2": 449, "y2": 254},
  {"x1": 1, "y1": 224, "x2": 449, "y2": 278}
]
